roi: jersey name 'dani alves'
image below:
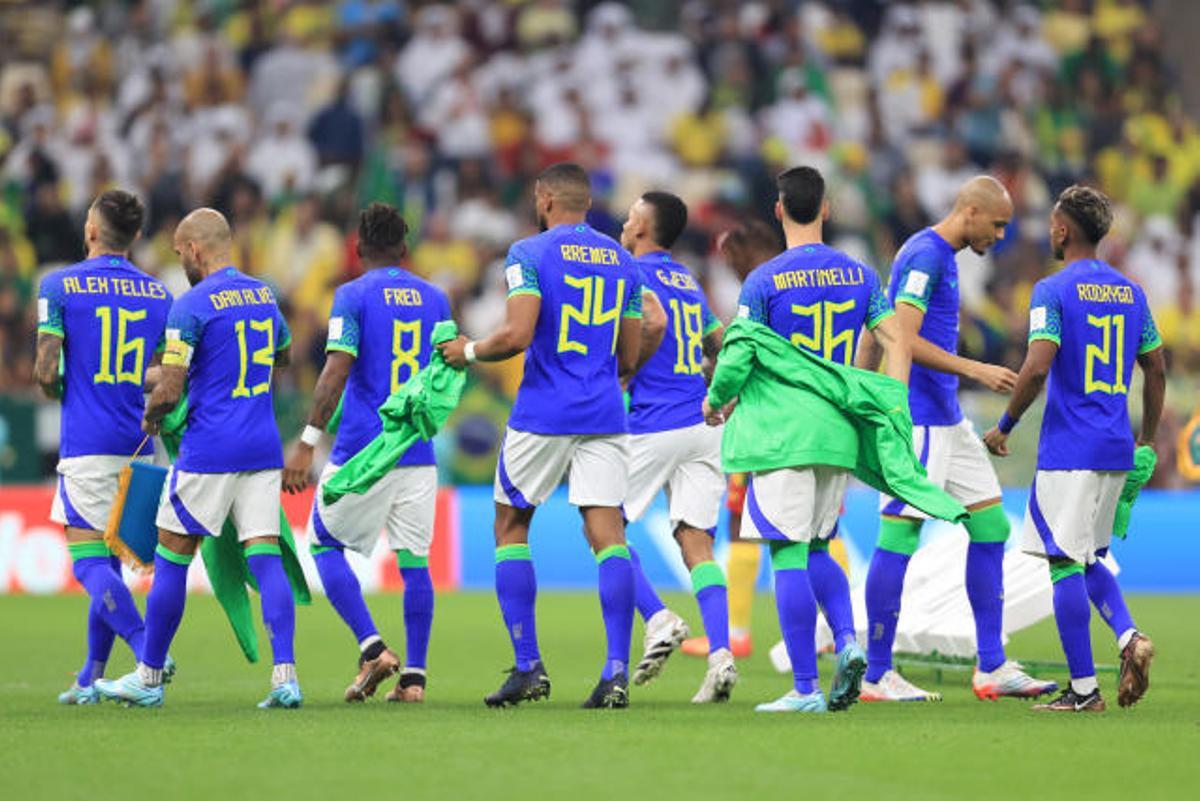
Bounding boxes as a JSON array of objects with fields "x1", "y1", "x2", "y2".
[
  {"x1": 887, "y1": 227, "x2": 961, "y2": 426},
  {"x1": 504, "y1": 223, "x2": 642, "y2": 435},
  {"x1": 737, "y1": 242, "x2": 892, "y2": 364},
  {"x1": 37, "y1": 255, "x2": 171, "y2": 458},
  {"x1": 1027, "y1": 259, "x2": 1161, "y2": 471},
  {"x1": 627, "y1": 252, "x2": 721, "y2": 434},
  {"x1": 163, "y1": 267, "x2": 290, "y2": 473},
  {"x1": 325, "y1": 267, "x2": 452, "y2": 466}
]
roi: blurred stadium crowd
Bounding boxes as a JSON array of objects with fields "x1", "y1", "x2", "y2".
[{"x1": 0, "y1": 0, "x2": 1196, "y2": 485}]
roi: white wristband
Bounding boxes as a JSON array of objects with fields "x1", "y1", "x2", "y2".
[
  {"x1": 464, "y1": 340, "x2": 478, "y2": 364},
  {"x1": 300, "y1": 425, "x2": 322, "y2": 447}
]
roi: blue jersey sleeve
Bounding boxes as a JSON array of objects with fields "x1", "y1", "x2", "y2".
[
  {"x1": 702, "y1": 300, "x2": 722, "y2": 335},
  {"x1": 865, "y1": 269, "x2": 894, "y2": 329},
  {"x1": 1136, "y1": 289, "x2": 1162, "y2": 354},
  {"x1": 622, "y1": 264, "x2": 643, "y2": 319},
  {"x1": 736, "y1": 271, "x2": 770, "y2": 325},
  {"x1": 274, "y1": 300, "x2": 291, "y2": 351},
  {"x1": 163, "y1": 296, "x2": 204, "y2": 367},
  {"x1": 437, "y1": 287, "x2": 453, "y2": 323},
  {"x1": 36, "y1": 271, "x2": 66, "y2": 337},
  {"x1": 893, "y1": 249, "x2": 942, "y2": 311},
  {"x1": 1027, "y1": 279, "x2": 1063, "y2": 345},
  {"x1": 326, "y1": 284, "x2": 361, "y2": 355},
  {"x1": 504, "y1": 242, "x2": 540, "y2": 298}
]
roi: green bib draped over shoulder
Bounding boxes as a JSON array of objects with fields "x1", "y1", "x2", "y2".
[
  {"x1": 322, "y1": 319, "x2": 467, "y2": 506},
  {"x1": 707, "y1": 318, "x2": 967, "y2": 523},
  {"x1": 160, "y1": 395, "x2": 311, "y2": 664}
]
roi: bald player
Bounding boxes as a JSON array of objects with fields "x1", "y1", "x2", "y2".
[
  {"x1": 97, "y1": 209, "x2": 300, "y2": 709},
  {"x1": 855, "y1": 177, "x2": 1057, "y2": 702}
]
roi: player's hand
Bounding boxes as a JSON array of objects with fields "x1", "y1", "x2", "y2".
[
  {"x1": 283, "y1": 443, "x2": 314, "y2": 494},
  {"x1": 141, "y1": 417, "x2": 160, "y2": 436},
  {"x1": 970, "y1": 362, "x2": 1018, "y2": 394},
  {"x1": 702, "y1": 399, "x2": 724, "y2": 426},
  {"x1": 437, "y1": 336, "x2": 469, "y2": 368},
  {"x1": 983, "y1": 426, "x2": 1010, "y2": 456}
]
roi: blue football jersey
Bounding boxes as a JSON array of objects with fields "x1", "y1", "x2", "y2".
[
  {"x1": 325, "y1": 267, "x2": 453, "y2": 466},
  {"x1": 1027, "y1": 259, "x2": 1161, "y2": 471},
  {"x1": 165, "y1": 267, "x2": 291, "y2": 473},
  {"x1": 887, "y1": 228, "x2": 962, "y2": 426},
  {"x1": 627, "y1": 252, "x2": 721, "y2": 434},
  {"x1": 504, "y1": 223, "x2": 643, "y2": 435},
  {"x1": 37, "y1": 255, "x2": 172, "y2": 458},
  {"x1": 737, "y1": 243, "x2": 892, "y2": 363}
]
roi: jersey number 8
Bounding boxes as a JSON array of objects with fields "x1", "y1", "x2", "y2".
[{"x1": 391, "y1": 319, "x2": 421, "y2": 393}]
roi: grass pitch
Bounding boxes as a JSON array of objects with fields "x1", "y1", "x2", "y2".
[{"x1": 1, "y1": 592, "x2": 1197, "y2": 801}]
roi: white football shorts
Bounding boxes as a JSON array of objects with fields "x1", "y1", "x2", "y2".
[
  {"x1": 310, "y1": 463, "x2": 437, "y2": 557},
  {"x1": 494, "y1": 428, "x2": 628, "y2": 509},
  {"x1": 879, "y1": 418, "x2": 1002, "y2": 518},
  {"x1": 623, "y1": 422, "x2": 724, "y2": 532},
  {"x1": 156, "y1": 467, "x2": 281, "y2": 541},
  {"x1": 1022, "y1": 469, "x2": 1126, "y2": 565},
  {"x1": 739, "y1": 465, "x2": 850, "y2": 544},
  {"x1": 51, "y1": 454, "x2": 152, "y2": 531}
]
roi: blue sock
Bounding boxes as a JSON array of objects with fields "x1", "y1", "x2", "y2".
[
  {"x1": 495, "y1": 545, "x2": 540, "y2": 671},
  {"x1": 807, "y1": 547, "x2": 856, "y2": 650},
  {"x1": 628, "y1": 546, "x2": 666, "y2": 622},
  {"x1": 690, "y1": 561, "x2": 729, "y2": 653},
  {"x1": 1085, "y1": 560, "x2": 1136, "y2": 644},
  {"x1": 71, "y1": 552, "x2": 146, "y2": 660},
  {"x1": 966, "y1": 541, "x2": 1006, "y2": 672},
  {"x1": 1051, "y1": 570, "x2": 1094, "y2": 682},
  {"x1": 142, "y1": 546, "x2": 192, "y2": 671},
  {"x1": 312, "y1": 546, "x2": 379, "y2": 645},
  {"x1": 246, "y1": 546, "x2": 295, "y2": 665},
  {"x1": 596, "y1": 545, "x2": 634, "y2": 680},
  {"x1": 775, "y1": 567, "x2": 819, "y2": 695},
  {"x1": 398, "y1": 551, "x2": 434, "y2": 670},
  {"x1": 77, "y1": 599, "x2": 117, "y2": 687},
  {"x1": 865, "y1": 548, "x2": 910, "y2": 683}
]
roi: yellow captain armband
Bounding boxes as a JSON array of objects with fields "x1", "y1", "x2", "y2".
[{"x1": 161, "y1": 338, "x2": 192, "y2": 368}]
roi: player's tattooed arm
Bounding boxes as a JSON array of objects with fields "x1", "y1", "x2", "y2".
[
  {"x1": 983, "y1": 339, "x2": 1057, "y2": 456},
  {"x1": 283, "y1": 350, "x2": 353, "y2": 493},
  {"x1": 626, "y1": 290, "x2": 666, "y2": 384},
  {"x1": 1136, "y1": 346, "x2": 1166, "y2": 446},
  {"x1": 142, "y1": 363, "x2": 187, "y2": 435},
  {"x1": 440, "y1": 294, "x2": 540, "y2": 367},
  {"x1": 616, "y1": 314, "x2": 643, "y2": 379},
  {"x1": 893, "y1": 302, "x2": 1017, "y2": 393},
  {"x1": 870, "y1": 314, "x2": 912, "y2": 385},
  {"x1": 34, "y1": 332, "x2": 64, "y2": 399},
  {"x1": 274, "y1": 344, "x2": 292, "y2": 368},
  {"x1": 854, "y1": 326, "x2": 882, "y2": 371}
]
